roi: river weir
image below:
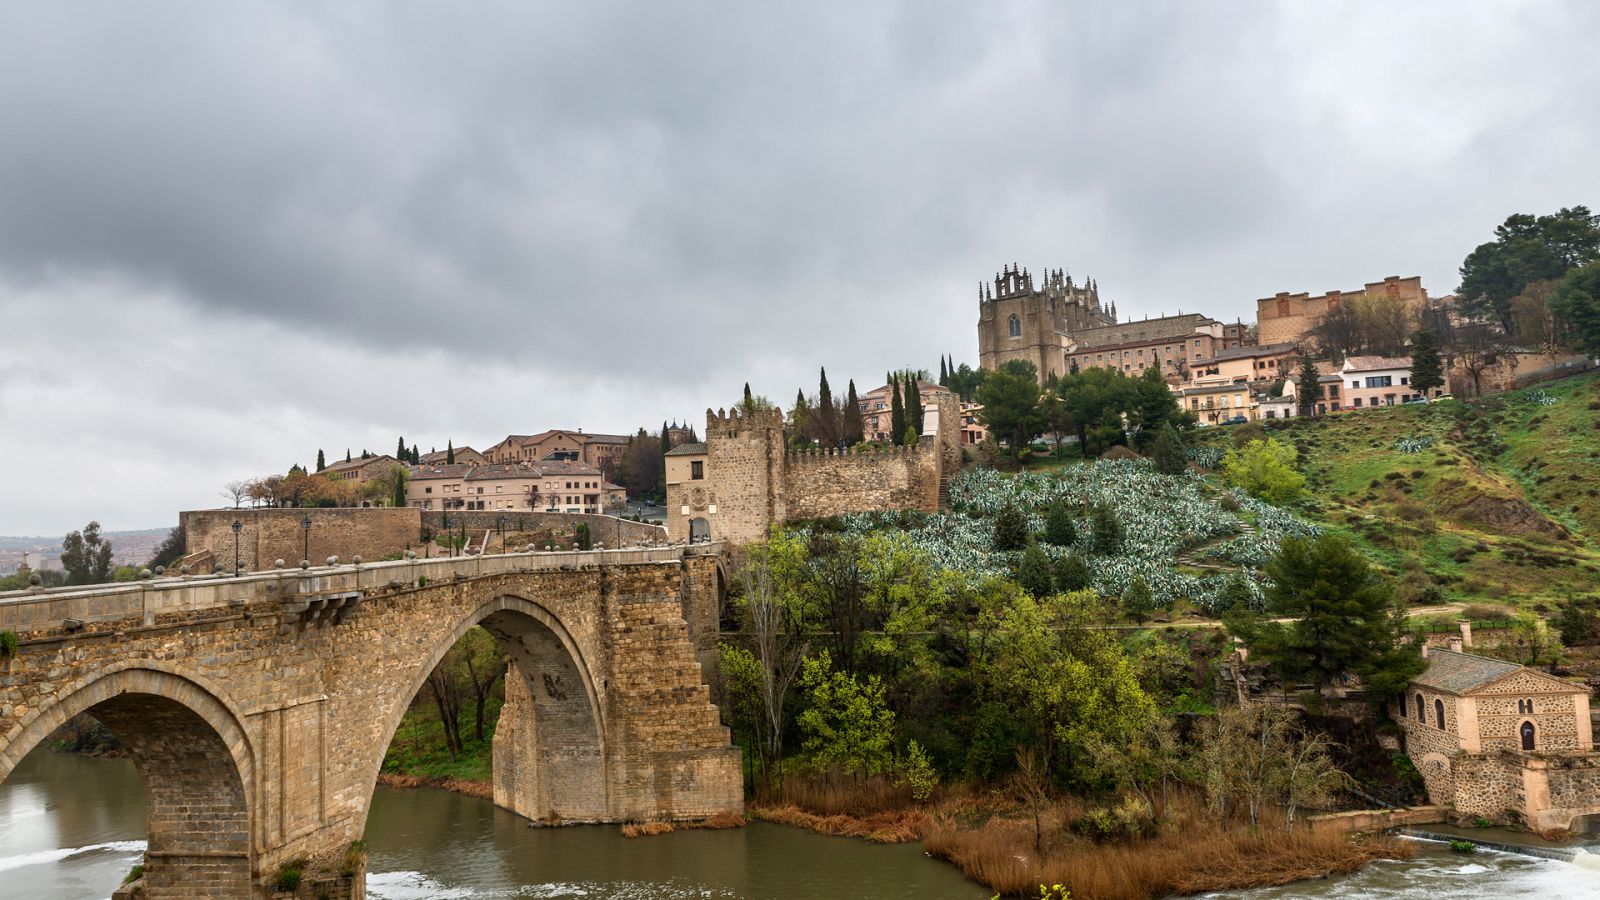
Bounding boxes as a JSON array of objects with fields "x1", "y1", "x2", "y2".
[{"x1": 3, "y1": 751, "x2": 1598, "y2": 899}]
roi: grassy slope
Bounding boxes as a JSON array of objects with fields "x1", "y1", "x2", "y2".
[
  {"x1": 1192, "y1": 371, "x2": 1600, "y2": 610},
  {"x1": 381, "y1": 697, "x2": 502, "y2": 783}
]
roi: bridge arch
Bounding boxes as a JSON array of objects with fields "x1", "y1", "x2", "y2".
[
  {"x1": 0, "y1": 666, "x2": 256, "y2": 896},
  {"x1": 372, "y1": 591, "x2": 610, "y2": 823}
]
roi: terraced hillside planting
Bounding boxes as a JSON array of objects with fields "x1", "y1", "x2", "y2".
[{"x1": 1192, "y1": 371, "x2": 1600, "y2": 610}]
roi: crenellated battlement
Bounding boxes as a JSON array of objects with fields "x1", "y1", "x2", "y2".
[
  {"x1": 705, "y1": 405, "x2": 786, "y2": 436},
  {"x1": 782, "y1": 441, "x2": 930, "y2": 465}
]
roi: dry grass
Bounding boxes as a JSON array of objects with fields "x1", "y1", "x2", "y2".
[
  {"x1": 751, "y1": 804, "x2": 930, "y2": 843},
  {"x1": 923, "y1": 811, "x2": 1414, "y2": 900},
  {"x1": 376, "y1": 772, "x2": 493, "y2": 800},
  {"x1": 621, "y1": 821, "x2": 676, "y2": 838},
  {"x1": 619, "y1": 813, "x2": 748, "y2": 838}
]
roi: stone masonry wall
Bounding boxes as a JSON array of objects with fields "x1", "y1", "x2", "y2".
[
  {"x1": 181, "y1": 508, "x2": 421, "y2": 571},
  {"x1": 781, "y1": 444, "x2": 939, "y2": 521},
  {"x1": 421, "y1": 510, "x2": 665, "y2": 546},
  {"x1": 702, "y1": 408, "x2": 784, "y2": 545}
]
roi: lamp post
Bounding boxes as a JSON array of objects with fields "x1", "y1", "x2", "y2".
[
  {"x1": 443, "y1": 514, "x2": 452, "y2": 558},
  {"x1": 496, "y1": 515, "x2": 506, "y2": 555},
  {"x1": 300, "y1": 515, "x2": 312, "y2": 567},
  {"x1": 231, "y1": 519, "x2": 243, "y2": 577}
]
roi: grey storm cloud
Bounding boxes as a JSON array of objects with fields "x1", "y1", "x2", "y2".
[{"x1": 2, "y1": 0, "x2": 1599, "y2": 534}]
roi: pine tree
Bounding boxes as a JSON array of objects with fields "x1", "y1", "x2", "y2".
[
  {"x1": 1053, "y1": 553, "x2": 1091, "y2": 592},
  {"x1": 1016, "y1": 543, "x2": 1053, "y2": 598},
  {"x1": 1150, "y1": 423, "x2": 1187, "y2": 475},
  {"x1": 1091, "y1": 505, "x2": 1124, "y2": 554},
  {"x1": 446, "y1": 440, "x2": 455, "y2": 465},
  {"x1": 316, "y1": 449, "x2": 326, "y2": 471},
  {"x1": 889, "y1": 374, "x2": 905, "y2": 445},
  {"x1": 1043, "y1": 501, "x2": 1077, "y2": 546},
  {"x1": 905, "y1": 375, "x2": 924, "y2": 436},
  {"x1": 1121, "y1": 576, "x2": 1156, "y2": 624},
  {"x1": 992, "y1": 504, "x2": 1030, "y2": 552},
  {"x1": 1297, "y1": 359, "x2": 1321, "y2": 416},
  {"x1": 1409, "y1": 329, "x2": 1444, "y2": 396},
  {"x1": 844, "y1": 379, "x2": 864, "y2": 446}
]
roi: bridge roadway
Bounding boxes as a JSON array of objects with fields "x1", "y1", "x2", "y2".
[{"x1": 0, "y1": 545, "x2": 742, "y2": 899}]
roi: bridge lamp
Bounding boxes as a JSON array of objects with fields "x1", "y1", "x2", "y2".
[
  {"x1": 300, "y1": 515, "x2": 312, "y2": 568},
  {"x1": 231, "y1": 519, "x2": 243, "y2": 577}
]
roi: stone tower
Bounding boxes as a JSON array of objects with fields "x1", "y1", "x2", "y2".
[{"x1": 977, "y1": 263, "x2": 1114, "y2": 382}]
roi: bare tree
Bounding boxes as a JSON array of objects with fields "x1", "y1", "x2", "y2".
[
  {"x1": 738, "y1": 538, "x2": 811, "y2": 790},
  {"x1": 1013, "y1": 747, "x2": 1052, "y2": 855},
  {"x1": 221, "y1": 479, "x2": 251, "y2": 509}
]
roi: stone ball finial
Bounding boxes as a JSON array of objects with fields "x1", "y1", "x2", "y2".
[
  {"x1": 327, "y1": 555, "x2": 340, "y2": 566},
  {"x1": 154, "y1": 565, "x2": 166, "y2": 576},
  {"x1": 525, "y1": 544, "x2": 535, "y2": 553},
  {"x1": 405, "y1": 550, "x2": 416, "y2": 560},
  {"x1": 214, "y1": 564, "x2": 225, "y2": 574},
  {"x1": 180, "y1": 565, "x2": 192, "y2": 575},
  {"x1": 352, "y1": 555, "x2": 363, "y2": 565},
  {"x1": 300, "y1": 559, "x2": 310, "y2": 570},
  {"x1": 139, "y1": 568, "x2": 153, "y2": 579},
  {"x1": 29, "y1": 573, "x2": 42, "y2": 586},
  {"x1": 545, "y1": 545, "x2": 553, "y2": 551},
  {"x1": 274, "y1": 559, "x2": 286, "y2": 569}
]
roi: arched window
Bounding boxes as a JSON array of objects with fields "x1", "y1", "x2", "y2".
[
  {"x1": 1517, "y1": 698, "x2": 1534, "y2": 715},
  {"x1": 1007, "y1": 314, "x2": 1021, "y2": 338},
  {"x1": 1397, "y1": 698, "x2": 1405, "y2": 718},
  {"x1": 1415, "y1": 693, "x2": 1426, "y2": 721},
  {"x1": 1435, "y1": 698, "x2": 1446, "y2": 730},
  {"x1": 1521, "y1": 720, "x2": 1536, "y2": 751}
]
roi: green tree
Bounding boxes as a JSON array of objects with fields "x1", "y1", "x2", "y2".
[
  {"x1": 316, "y1": 449, "x2": 326, "y2": 471},
  {"x1": 1042, "y1": 501, "x2": 1077, "y2": 546},
  {"x1": 1121, "y1": 576, "x2": 1155, "y2": 624},
  {"x1": 844, "y1": 380, "x2": 864, "y2": 445},
  {"x1": 993, "y1": 504, "x2": 1030, "y2": 553},
  {"x1": 1551, "y1": 595, "x2": 1600, "y2": 647},
  {"x1": 60, "y1": 521, "x2": 114, "y2": 586},
  {"x1": 939, "y1": 356, "x2": 949, "y2": 386},
  {"x1": 1217, "y1": 572, "x2": 1256, "y2": 613},
  {"x1": 1226, "y1": 534, "x2": 1424, "y2": 698},
  {"x1": 948, "y1": 362, "x2": 986, "y2": 402},
  {"x1": 1409, "y1": 330, "x2": 1444, "y2": 395},
  {"x1": 1052, "y1": 553, "x2": 1091, "y2": 592},
  {"x1": 977, "y1": 360, "x2": 1045, "y2": 455},
  {"x1": 1221, "y1": 438, "x2": 1305, "y2": 503},
  {"x1": 1458, "y1": 206, "x2": 1600, "y2": 333},
  {"x1": 397, "y1": 436, "x2": 407, "y2": 460},
  {"x1": 1130, "y1": 366, "x2": 1183, "y2": 448},
  {"x1": 1149, "y1": 423, "x2": 1186, "y2": 475},
  {"x1": 445, "y1": 440, "x2": 455, "y2": 465},
  {"x1": 1090, "y1": 505, "x2": 1123, "y2": 555},
  {"x1": 1016, "y1": 543, "x2": 1053, "y2": 598},
  {"x1": 798, "y1": 650, "x2": 896, "y2": 779},
  {"x1": 1553, "y1": 262, "x2": 1600, "y2": 357},
  {"x1": 1296, "y1": 359, "x2": 1321, "y2": 416},
  {"x1": 889, "y1": 374, "x2": 906, "y2": 446},
  {"x1": 817, "y1": 367, "x2": 839, "y2": 446},
  {"x1": 904, "y1": 374, "x2": 924, "y2": 437}
]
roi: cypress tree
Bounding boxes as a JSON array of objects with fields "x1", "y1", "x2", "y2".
[
  {"x1": 659, "y1": 421, "x2": 669, "y2": 500},
  {"x1": 818, "y1": 367, "x2": 836, "y2": 446},
  {"x1": 392, "y1": 471, "x2": 407, "y2": 508},
  {"x1": 1091, "y1": 505, "x2": 1124, "y2": 554},
  {"x1": 939, "y1": 356, "x2": 949, "y2": 386},
  {"x1": 446, "y1": 440, "x2": 455, "y2": 465},
  {"x1": 889, "y1": 374, "x2": 905, "y2": 445},
  {"x1": 1409, "y1": 329, "x2": 1444, "y2": 395},
  {"x1": 397, "y1": 436, "x2": 407, "y2": 459},
  {"x1": 793, "y1": 389, "x2": 811, "y2": 440},
  {"x1": 316, "y1": 449, "x2": 326, "y2": 471},
  {"x1": 1297, "y1": 359, "x2": 1321, "y2": 416},
  {"x1": 346, "y1": 449, "x2": 351, "y2": 462},
  {"x1": 992, "y1": 504, "x2": 1029, "y2": 552},
  {"x1": 844, "y1": 379, "x2": 864, "y2": 446},
  {"x1": 744, "y1": 382, "x2": 753, "y2": 408},
  {"x1": 1043, "y1": 501, "x2": 1077, "y2": 546},
  {"x1": 906, "y1": 374, "x2": 924, "y2": 435}
]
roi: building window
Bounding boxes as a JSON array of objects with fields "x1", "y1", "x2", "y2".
[
  {"x1": 1008, "y1": 315, "x2": 1021, "y2": 338},
  {"x1": 691, "y1": 461, "x2": 704, "y2": 480},
  {"x1": 1517, "y1": 698, "x2": 1534, "y2": 714},
  {"x1": 1365, "y1": 375, "x2": 1393, "y2": 388},
  {"x1": 1415, "y1": 693, "x2": 1426, "y2": 720},
  {"x1": 1521, "y1": 720, "x2": 1536, "y2": 751},
  {"x1": 1434, "y1": 698, "x2": 1446, "y2": 730},
  {"x1": 1354, "y1": 398, "x2": 1363, "y2": 408}
]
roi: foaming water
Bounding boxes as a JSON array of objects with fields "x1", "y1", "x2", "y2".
[
  {"x1": 1212, "y1": 839, "x2": 1600, "y2": 899},
  {"x1": 0, "y1": 840, "x2": 146, "y2": 874}
]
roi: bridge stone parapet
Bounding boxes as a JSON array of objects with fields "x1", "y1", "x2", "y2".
[{"x1": 0, "y1": 544, "x2": 738, "y2": 899}]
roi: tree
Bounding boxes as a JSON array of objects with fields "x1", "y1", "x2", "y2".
[
  {"x1": 1121, "y1": 576, "x2": 1155, "y2": 624},
  {"x1": 345, "y1": 449, "x2": 351, "y2": 462},
  {"x1": 843, "y1": 380, "x2": 864, "y2": 446},
  {"x1": 948, "y1": 362, "x2": 986, "y2": 402},
  {"x1": 1053, "y1": 553, "x2": 1091, "y2": 592},
  {"x1": 397, "y1": 436, "x2": 407, "y2": 460},
  {"x1": 574, "y1": 522, "x2": 592, "y2": 550},
  {"x1": 1016, "y1": 543, "x2": 1053, "y2": 598},
  {"x1": 1296, "y1": 359, "x2": 1321, "y2": 416},
  {"x1": 221, "y1": 479, "x2": 251, "y2": 508},
  {"x1": 1409, "y1": 329, "x2": 1444, "y2": 395},
  {"x1": 446, "y1": 440, "x2": 455, "y2": 465},
  {"x1": 1192, "y1": 703, "x2": 1347, "y2": 828},
  {"x1": 1458, "y1": 207, "x2": 1600, "y2": 333},
  {"x1": 817, "y1": 367, "x2": 839, "y2": 447},
  {"x1": 61, "y1": 521, "x2": 115, "y2": 586},
  {"x1": 1150, "y1": 423, "x2": 1186, "y2": 475},
  {"x1": 148, "y1": 526, "x2": 185, "y2": 570},
  {"x1": 992, "y1": 504, "x2": 1030, "y2": 553},
  {"x1": 976, "y1": 360, "x2": 1044, "y2": 455},
  {"x1": 904, "y1": 374, "x2": 924, "y2": 436},
  {"x1": 1130, "y1": 366, "x2": 1183, "y2": 448},
  {"x1": 1552, "y1": 595, "x2": 1600, "y2": 647},
  {"x1": 1553, "y1": 262, "x2": 1600, "y2": 358},
  {"x1": 659, "y1": 420, "x2": 669, "y2": 498},
  {"x1": 316, "y1": 449, "x2": 326, "y2": 471},
  {"x1": 797, "y1": 650, "x2": 896, "y2": 779},
  {"x1": 792, "y1": 390, "x2": 811, "y2": 442},
  {"x1": 889, "y1": 374, "x2": 905, "y2": 445},
  {"x1": 392, "y1": 468, "x2": 408, "y2": 508},
  {"x1": 1226, "y1": 534, "x2": 1424, "y2": 699},
  {"x1": 1221, "y1": 438, "x2": 1304, "y2": 503},
  {"x1": 735, "y1": 533, "x2": 812, "y2": 789},
  {"x1": 744, "y1": 382, "x2": 754, "y2": 406},
  {"x1": 1042, "y1": 502, "x2": 1077, "y2": 546},
  {"x1": 939, "y1": 355, "x2": 949, "y2": 386},
  {"x1": 1090, "y1": 505, "x2": 1123, "y2": 555}
]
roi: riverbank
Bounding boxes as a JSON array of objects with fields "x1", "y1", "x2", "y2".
[{"x1": 376, "y1": 772, "x2": 493, "y2": 800}]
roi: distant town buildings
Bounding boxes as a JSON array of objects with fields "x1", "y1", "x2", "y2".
[
  {"x1": 405, "y1": 460, "x2": 622, "y2": 514},
  {"x1": 484, "y1": 429, "x2": 631, "y2": 472},
  {"x1": 1256, "y1": 275, "x2": 1428, "y2": 346}
]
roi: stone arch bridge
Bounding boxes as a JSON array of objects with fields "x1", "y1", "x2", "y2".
[{"x1": 0, "y1": 546, "x2": 741, "y2": 898}]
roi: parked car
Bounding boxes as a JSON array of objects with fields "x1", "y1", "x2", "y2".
[
  {"x1": 1403, "y1": 395, "x2": 1429, "y2": 404},
  {"x1": 1221, "y1": 415, "x2": 1250, "y2": 425}
]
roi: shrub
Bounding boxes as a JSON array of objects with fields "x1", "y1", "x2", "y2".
[
  {"x1": 122, "y1": 864, "x2": 144, "y2": 885},
  {"x1": 1073, "y1": 795, "x2": 1153, "y2": 842},
  {"x1": 1016, "y1": 544, "x2": 1053, "y2": 598},
  {"x1": 273, "y1": 859, "x2": 307, "y2": 891},
  {"x1": 1042, "y1": 501, "x2": 1077, "y2": 547},
  {"x1": 897, "y1": 740, "x2": 939, "y2": 802},
  {"x1": 1053, "y1": 553, "x2": 1091, "y2": 593},
  {"x1": 342, "y1": 839, "x2": 368, "y2": 877},
  {"x1": 993, "y1": 505, "x2": 1030, "y2": 553},
  {"x1": 575, "y1": 522, "x2": 593, "y2": 551},
  {"x1": 1121, "y1": 576, "x2": 1156, "y2": 623},
  {"x1": 1472, "y1": 816, "x2": 1494, "y2": 829},
  {"x1": 0, "y1": 631, "x2": 17, "y2": 659},
  {"x1": 1091, "y1": 505, "x2": 1124, "y2": 555},
  {"x1": 1221, "y1": 438, "x2": 1305, "y2": 503},
  {"x1": 1449, "y1": 839, "x2": 1477, "y2": 854}
]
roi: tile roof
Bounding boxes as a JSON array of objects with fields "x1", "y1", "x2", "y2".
[
  {"x1": 324, "y1": 455, "x2": 398, "y2": 474},
  {"x1": 419, "y1": 447, "x2": 478, "y2": 464},
  {"x1": 408, "y1": 464, "x2": 474, "y2": 480},
  {"x1": 1412, "y1": 650, "x2": 1523, "y2": 695},
  {"x1": 665, "y1": 442, "x2": 708, "y2": 457},
  {"x1": 1342, "y1": 355, "x2": 1413, "y2": 373}
]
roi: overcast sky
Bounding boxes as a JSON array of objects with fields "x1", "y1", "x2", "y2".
[{"x1": 2, "y1": 1, "x2": 1597, "y2": 536}]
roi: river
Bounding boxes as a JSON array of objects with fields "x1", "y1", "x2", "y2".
[{"x1": 2, "y1": 750, "x2": 1596, "y2": 899}]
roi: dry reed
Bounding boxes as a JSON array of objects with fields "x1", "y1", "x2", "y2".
[{"x1": 376, "y1": 773, "x2": 493, "y2": 800}]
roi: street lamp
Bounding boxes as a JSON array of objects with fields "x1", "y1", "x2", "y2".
[
  {"x1": 231, "y1": 519, "x2": 243, "y2": 577},
  {"x1": 443, "y1": 514, "x2": 452, "y2": 558},
  {"x1": 300, "y1": 515, "x2": 312, "y2": 567},
  {"x1": 496, "y1": 515, "x2": 506, "y2": 555}
]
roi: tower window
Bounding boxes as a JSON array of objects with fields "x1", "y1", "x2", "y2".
[{"x1": 1007, "y1": 315, "x2": 1021, "y2": 338}]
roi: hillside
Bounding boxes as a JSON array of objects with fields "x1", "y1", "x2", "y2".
[{"x1": 1193, "y1": 370, "x2": 1600, "y2": 610}]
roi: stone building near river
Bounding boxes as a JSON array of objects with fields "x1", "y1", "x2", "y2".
[
  {"x1": 665, "y1": 391, "x2": 963, "y2": 544},
  {"x1": 1396, "y1": 647, "x2": 1600, "y2": 831}
]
